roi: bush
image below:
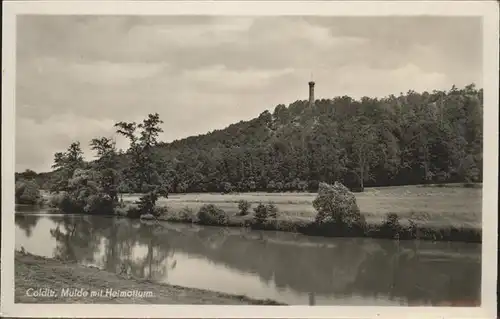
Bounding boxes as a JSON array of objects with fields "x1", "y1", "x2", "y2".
[
  {"x1": 113, "y1": 202, "x2": 140, "y2": 218},
  {"x1": 252, "y1": 203, "x2": 279, "y2": 226},
  {"x1": 153, "y1": 205, "x2": 168, "y2": 217},
  {"x1": 381, "y1": 213, "x2": 402, "y2": 239},
  {"x1": 222, "y1": 182, "x2": 233, "y2": 194},
  {"x1": 125, "y1": 205, "x2": 142, "y2": 218},
  {"x1": 253, "y1": 203, "x2": 269, "y2": 224},
  {"x1": 84, "y1": 194, "x2": 114, "y2": 215},
  {"x1": 119, "y1": 203, "x2": 167, "y2": 220},
  {"x1": 197, "y1": 204, "x2": 229, "y2": 226},
  {"x1": 50, "y1": 191, "x2": 85, "y2": 214},
  {"x1": 384, "y1": 213, "x2": 400, "y2": 227},
  {"x1": 48, "y1": 192, "x2": 64, "y2": 208},
  {"x1": 114, "y1": 204, "x2": 131, "y2": 217},
  {"x1": 259, "y1": 216, "x2": 308, "y2": 232},
  {"x1": 15, "y1": 180, "x2": 42, "y2": 205},
  {"x1": 407, "y1": 219, "x2": 418, "y2": 239},
  {"x1": 267, "y1": 203, "x2": 278, "y2": 218},
  {"x1": 49, "y1": 169, "x2": 112, "y2": 214},
  {"x1": 160, "y1": 206, "x2": 196, "y2": 223},
  {"x1": 238, "y1": 200, "x2": 251, "y2": 216},
  {"x1": 312, "y1": 182, "x2": 365, "y2": 229},
  {"x1": 179, "y1": 206, "x2": 196, "y2": 222},
  {"x1": 135, "y1": 191, "x2": 161, "y2": 217}
]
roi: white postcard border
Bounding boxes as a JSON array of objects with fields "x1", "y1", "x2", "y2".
[{"x1": 2, "y1": 1, "x2": 498, "y2": 318}]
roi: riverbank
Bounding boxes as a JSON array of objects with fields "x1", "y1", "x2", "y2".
[
  {"x1": 154, "y1": 210, "x2": 482, "y2": 243},
  {"x1": 14, "y1": 251, "x2": 285, "y2": 305},
  {"x1": 33, "y1": 185, "x2": 482, "y2": 243},
  {"x1": 128, "y1": 185, "x2": 482, "y2": 225},
  {"x1": 18, "y1": 205, "x2": 482, "y2": 243},
  {"x1": 128, "y1": 185, "x2": 483, "y2": 243}
]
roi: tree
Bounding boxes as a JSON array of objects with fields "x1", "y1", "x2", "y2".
[
  {"x1": 15, "y1": 180, "x2": 42, "y2": 205},
  {"x1": 50, "y1": 142, "x2": 85, "y2": 193},
  {"x1": 37, "y1": 84, "x2": 483, "y2": 193},
  {"x1": 237, "y1": 200, "x2": 251, "y2": 215},
  {"x1": 343, "y1": 117, "x2": 379, "y2": 191},
  {"x1": 312, "y1": 182, "x2": 365, "y2": 228},
  {"x1": 115, "y1": 113, "x2": 169, "y2": 217},
  {"x1": 222, "y1": 182, "x2": 233, "y2": 194},
  {"x1": 253, "y1": 203, "x2": 269, "y2": 224},
  {"x1": 67, "y1": 168, "x2": 112, "y2": 214},
  {"x1": 16, "y1": 169, "x2": 38, "y2": 182},
  {"x1": 90, "y1": 137, "x2": 119, "y2": 203}
]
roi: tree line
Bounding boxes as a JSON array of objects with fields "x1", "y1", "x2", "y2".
[
  {"x1": 17, "y1": 83, "x2": 483, "y2": 194},
  {"x1": 17, "y1": 113, "x2": 169, "y2": 217}
]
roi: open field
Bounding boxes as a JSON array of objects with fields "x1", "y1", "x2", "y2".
[{"x1": 122, "y1": 185, "x2": 482, "y2": 229}]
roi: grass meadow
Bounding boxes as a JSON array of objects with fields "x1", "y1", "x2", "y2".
[{"x1": 122, "y1": 184, "x2": 482, "y2": 230}]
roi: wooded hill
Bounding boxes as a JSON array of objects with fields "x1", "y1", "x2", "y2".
[{"x1": 19, "y1": 84, "x2": 483, "y2": 193}]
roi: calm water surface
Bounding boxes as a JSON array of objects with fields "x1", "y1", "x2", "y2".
[{"x1": 15, "y1": 208, "x2": 481, "y2": 306}]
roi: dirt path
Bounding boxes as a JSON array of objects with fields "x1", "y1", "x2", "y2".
[{"x1": 15, "y1": 252, "x2": 284, "y2": 305}]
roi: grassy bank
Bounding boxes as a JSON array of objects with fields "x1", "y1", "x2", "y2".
[
  {"x1": 154, "y1": 208, "x2": 481, "y2": 243},
  {"x1": 40, "y1": 185, "x2": 482, "y2": 243},
  {"x1": 124, "y1": 185, "x2": 482, "y2": 227},
  {"x1": 144, "y1": 185, "x2": 481, "y2": 243},
  {"x1": 15, "y1": 251, "x2": 285, "y2": 305}
]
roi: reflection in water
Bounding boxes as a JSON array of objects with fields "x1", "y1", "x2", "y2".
[
  {"x1": 15, "y1": 204, "x2": 45, "y2": 213},
  {"x1": 309, "y1": 292, "x2": 315, "y2": 306},
  {"x1": 15, "y1": 213, "x2": 41, "y2": 237},
  {"x1": 15, "y1": 213, "x2": 481, "y2": 306}
]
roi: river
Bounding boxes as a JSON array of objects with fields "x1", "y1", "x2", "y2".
[{"x1": 15, "y1": 207, "x2": 481, "y2": 306}]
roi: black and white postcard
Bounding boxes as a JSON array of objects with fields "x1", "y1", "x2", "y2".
[{"x1": 1, "y1": 1, "x2": 498, "y2": 318}]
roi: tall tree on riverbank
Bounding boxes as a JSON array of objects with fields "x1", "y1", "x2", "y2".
[
  {"x1": 90, "y1": 137, "x2": 119, "y2": 203},
  {"x1": 115, "y1": 113, "x2": 169, "y2": 216},
  {"x1": 50, "y1": 142, "x2": 85, "y2": 193}
]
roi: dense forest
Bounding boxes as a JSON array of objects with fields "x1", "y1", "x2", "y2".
[{"x1": 17, "y1": 84, "x2": 483, "y2": 194}]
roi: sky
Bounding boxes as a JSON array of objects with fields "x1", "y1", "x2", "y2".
[{"x1": 15, "y1": 15, "x2": 482, "y2": 173}]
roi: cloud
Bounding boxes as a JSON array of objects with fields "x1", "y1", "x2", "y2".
[
  {"x1": 16, "y1": 115, "x2": 117, "y2": 172},
  {"x1": 14, "y1": 15, "x2": 482, "y2": 172},
  {"x1": 128, "y1": 16, "x2": 254, "y2": 50},
  {"x1": 182, "y1": 65, "x2": 296, "y2": 91},
  {"x1": 69, "y1": 61, "x2": 169, "y2": 85},
  {"x1": 328, "y1": 63, "x2": 449, "y2": 98}
]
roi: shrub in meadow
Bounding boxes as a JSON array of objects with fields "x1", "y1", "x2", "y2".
[
  {"x1": 267, "y1": 203, "x2": 278, "y2": 218},
  {"x1": 238, "y1": 200, "x2": 251, "y2": 216},
  {"x1": 312, "y1": 182, "x2": 366, "y2": 230},
  {"x1": 407, "y1": 219, "x2": 419, "y2": 239},
  {"x1": 177, "y1": 206, "x2": 196, "y2": 222},
  {"x1": 382, "y1": 212, "x2": 402, "y2": 239},
  {"x1": 154, "y1": 205, "x2": 169, "y2": 217},
  {"x1": 197, "y1": 204, "x2": 229, "y2": 226},
  {"x1": 253, "y1": 203, "x2": 269, "y2": 224},
  {"x1": 135, "y1": 191, "x2": 158, "y2": 217},
  {"x1": 251, "y1": 203, "x2": 279, "y2": 228}
]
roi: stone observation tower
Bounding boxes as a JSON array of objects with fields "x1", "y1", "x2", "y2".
[{"x1": 308, "y1": 80, "x2": 315, "y2": 107}]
